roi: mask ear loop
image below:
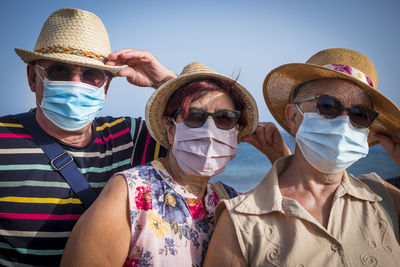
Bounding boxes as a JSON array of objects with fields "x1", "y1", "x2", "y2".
[
  {"x1": 34, "y1": 65, "x2": 46, "y2": 111},
  {"x1": 295, "y1": 103, "x2": 304, "y2": 116},
  {"x1": 34, "y1": 65, "x2": 46, "y2": 83}
]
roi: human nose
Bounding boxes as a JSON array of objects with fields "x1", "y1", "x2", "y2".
[
  {"x1": 341, "y1": 106, "x2": 351, "y2": 116},
  {"x1": 70, "y1": 69, "x2": 83, "y2": 82}
]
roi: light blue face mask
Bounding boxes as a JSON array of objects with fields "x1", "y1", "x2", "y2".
[
  {"x1": 38, "y1": 77, "x2": 106, "y2": 131},
  {"x1": 295, "y1": 112, "x2": 369, "y2": 174}
]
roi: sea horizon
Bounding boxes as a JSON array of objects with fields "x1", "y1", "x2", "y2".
[{"x1": 212, "y1": 132, "x2": 400, "y2": 192}]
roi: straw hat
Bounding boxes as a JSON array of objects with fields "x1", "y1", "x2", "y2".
[
  {"x1": 146, "y1": 62, "x2": 259, "y2": 148},
  {"x1": 263, "y1": 48, "x2": 400, "y2": 146},
  {"x1": 15, "y1": 8, "x2": 125, "y2": 75}
]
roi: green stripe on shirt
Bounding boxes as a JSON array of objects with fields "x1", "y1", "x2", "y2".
[
  {"x1": 79, "y1": 158, "x2": 131, "y2": 174},
  {"x1": 0, "y1": 242, "x2": 64, "y2": 255},
  {"x1": 0, "y1": 159, "x2": 130, "y2": 173}
]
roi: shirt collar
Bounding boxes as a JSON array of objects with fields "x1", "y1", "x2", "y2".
[{"x1": 234, "y1": 156, "x2": 381, "y2": 215}]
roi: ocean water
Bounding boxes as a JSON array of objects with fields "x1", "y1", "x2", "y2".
[{"x1": 211, "y1": 132, "x2": 400, "y2": 192}]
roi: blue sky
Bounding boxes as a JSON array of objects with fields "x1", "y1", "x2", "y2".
[{"x1": 2, "y1": 0, "x2": 400, "y2": 126}]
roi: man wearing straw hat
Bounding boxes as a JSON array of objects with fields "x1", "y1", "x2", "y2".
[{"x1": 0, "y1": 8, "x2": 178, "y2": 266}]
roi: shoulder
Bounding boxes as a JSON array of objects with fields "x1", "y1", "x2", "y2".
[
  {"x1": 214, "y1": 191, "x2": 249, "y2": 222},
  {"x1": 94, "y1": 116, "x2": 132, "y2": 131},
  {"x1": 116, "y1": 161, "x2": 164, "y2": 192},
  {"x1": 118, "y1": 162, "x2": 158, "y2": 180},
  {"x1": 0, "y1": 113, "x2": 32, "y2": 142},
  {"x1": 0, "y1": 113, "x2": 24, "y2": 130},
  {"x1": 0, "y1": 113, "x2": 19, "y2": 121},
  {"x1": 99, "y1": 174, "x2": 129, "y2": 202}
]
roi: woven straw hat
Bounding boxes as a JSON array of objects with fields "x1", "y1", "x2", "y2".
[
  {"x1": 146, "y1": 62, "x2": 259, "y2": 148},
  {"x1": 263, "y1": 48, "x2": 400, "y2": 146},
  {"x1": 15, "y1": 8, "x2": 125, "y2": 75}
]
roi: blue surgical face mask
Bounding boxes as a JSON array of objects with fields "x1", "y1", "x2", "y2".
[
  {"x1": 36, "y1": 68, "x2": 106, "y2": 131},
  {"x1": 295, "y1": 112, "x2": 369, "y2": 174}
]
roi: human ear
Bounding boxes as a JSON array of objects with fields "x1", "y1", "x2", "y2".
[
  {"x1": 162, "y1": 117, "x2": 175, "y2": 146},
  {"x1": 285, "y1": 104, "x2": 301, "y2": 136},
  {"x1": 27, "y1": 64, "x2": 37, "y2": 92},
  {"x1": 104, "y1": 76, "x2": 113, "y2": 97}
]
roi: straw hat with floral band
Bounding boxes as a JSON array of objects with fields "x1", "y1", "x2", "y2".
[
  {"x1": 145, "y1": 62, "x2": 259, "y2": 149},
  {"x1": 263, "y1": 48, "x2": 400, "y2": 146},
  {"x1": 15, "y1": 8, "x2": 126, "y2": 75}
]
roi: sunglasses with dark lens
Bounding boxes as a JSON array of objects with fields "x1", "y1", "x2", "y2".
[
  {"x1": 36, "y1": 63, "x2": 108, "y2": 87},
  {"x1": 175, "y1": 107, "x2": 241, "y2": 130},
  {"x1": 295, "y1": 94, "x2": 378, "y2": 128}
]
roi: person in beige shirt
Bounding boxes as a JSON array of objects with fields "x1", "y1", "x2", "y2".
[{"x1": 204, "y1": 48, "x2": 400, "y2": 266}]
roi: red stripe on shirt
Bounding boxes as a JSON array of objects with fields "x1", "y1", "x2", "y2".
[
  {"x1": 141, "y1": 132, "x2": 151, "y2": 165},
  {"x1": 0, "y1": 133, "x2": 32, "y2": 139},
  {"x1": 0, "y1": 213, "x2": 81, "y2": 220},
  {"x1": 94, "y1": 128, "x2": 130, "y2": 144}
]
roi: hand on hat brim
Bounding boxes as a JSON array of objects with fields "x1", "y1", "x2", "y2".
[
  {"x1": 106, "y1": 48, "x2": 176, "y2": 88},
  {"x1": 242, "y1": 122, "x2": 291, "y2": 164},
  {"x1": 373, "y1": 132, "x2": 400, "y2": 165}
]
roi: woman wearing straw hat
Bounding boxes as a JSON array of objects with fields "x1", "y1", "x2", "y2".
[
  {"x1": 204, "y1": 48, "x2": 400, "y2": 266},
  {"x1": 61, "y1": 62, "x2": 262, "y2": 266}
]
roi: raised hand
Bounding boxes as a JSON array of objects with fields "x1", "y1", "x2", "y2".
[
  {"x1": 242, "y1": 122, "x2": 291, "y2": 164},
  {"x1": 107, "y1": 49, "x2": 176, "y2": 88},
  {"x1": 374, "y1": 132, "x2": 400, "y2": 165}
]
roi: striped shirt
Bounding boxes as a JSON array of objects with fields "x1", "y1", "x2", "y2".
[{"x1": 0, "y1": 112, "x2": 167, "y2": 266}]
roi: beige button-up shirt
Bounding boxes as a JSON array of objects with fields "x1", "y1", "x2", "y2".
[{"x1": 223, "y1": 156, "x2": 400, "y2": 266}]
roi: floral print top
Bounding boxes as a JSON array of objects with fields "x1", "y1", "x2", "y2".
[{"x1": 117, "y1": 159, "x2": 238, "y2": 267}]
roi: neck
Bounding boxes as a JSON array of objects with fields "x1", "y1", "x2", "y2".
[
  {"x1": 35, "y1": 107, "x2": 93, "y2": 147},
  {"x1": 278, "y1": 148, "x2": 344, "y2": 228},
  {"x1": 280, "y1": 147, "x2": 344, "y2": 190},
  {"x1": 162, "y1": 154, "x2": 210, "y2": 199}
]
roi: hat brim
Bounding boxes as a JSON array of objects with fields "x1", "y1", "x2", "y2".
[
  {"x1": 146, "y1": 72, "x2": 259, "y2": 148},
  {"x1": 263, "y1": 63, "x2": 400, "y2": 146},
  {"x1": 15, "y1": 48, "x2": 126, "y2": 75}
]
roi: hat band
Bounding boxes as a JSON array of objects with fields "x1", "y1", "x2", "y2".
[
  {"x1": 324, "y1": 64, "x2": 374, "y2": 88},
  {"x1": 35, "y1": 45, "x2": 108, "y2": 64}
]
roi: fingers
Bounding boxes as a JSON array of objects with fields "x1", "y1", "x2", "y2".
[
  {"x1": 255, "y1": 124, "x2": 269, "y2": 147},
  {"x1": 374, "y1": 133, "x2": 394, "y2": 152},
  {"x1": 256, "y1": 122, "x2": 282, "y2": 146},
  {"x1": 116, "y1": 68, "x2": 137, "y2": 78},
  {"x1": 374, "y1": 132, "x2": 400, "y2": 165},
  {"x1": 264, "y1": 122, "x2": 282, "y2": 145},
  {"x1": 242, "y1": 134, "x2": 261, "y2": 149},
  {"x1": 107, "y1": 49, "x2": 155, "y2": 66}
]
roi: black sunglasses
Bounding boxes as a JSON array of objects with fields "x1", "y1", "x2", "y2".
[
  {"x1": 36, "y1": 63, "x2": 108, "y2": 87},
  {"x1": 295, "y1": 94, "x2": 378, "y2": 128},
  {"x1": 175, "y1": 107, "x2": 241, "y2": 130}
]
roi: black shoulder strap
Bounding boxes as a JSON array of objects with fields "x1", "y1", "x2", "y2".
[
  {"x1": 359, "y1": 173, "x2": 399, "y2": 243},
  {"x1": 16, "y1": 111, "x2": 97, "y2": 209}
]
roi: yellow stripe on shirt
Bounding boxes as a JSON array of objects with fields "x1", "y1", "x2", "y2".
[
  {"x1": 0, "y1": 122, "x2": 23, "y2": 128},
  {"x1": 96, "y1": 117, "x2": 125, "y2": 131},
  {"x1": 154, "y1": 142, "x2": 160, "y2": 159},
  {"x1": 0, "y1": 197, "x2": 81, "y2": 204}
]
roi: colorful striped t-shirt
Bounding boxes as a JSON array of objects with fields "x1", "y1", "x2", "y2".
[{"x1": 0, "y1": 112, "x2": 167, "y2": 266}]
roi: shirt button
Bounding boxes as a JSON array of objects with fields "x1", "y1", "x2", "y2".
[
  {"x1": 368, "y1": 240, "x2": 376, "y2": 248},
  {"x1": 331, "y1": 244, "x2": 339, "y2": 251}
]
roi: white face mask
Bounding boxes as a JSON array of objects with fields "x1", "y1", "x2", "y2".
[
  {"x1": 172, "y1": 118, "x2": 239, "y2": 177},
  {"x1": 295, "y1": 112, "x2": 369, "y2": 174}
]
